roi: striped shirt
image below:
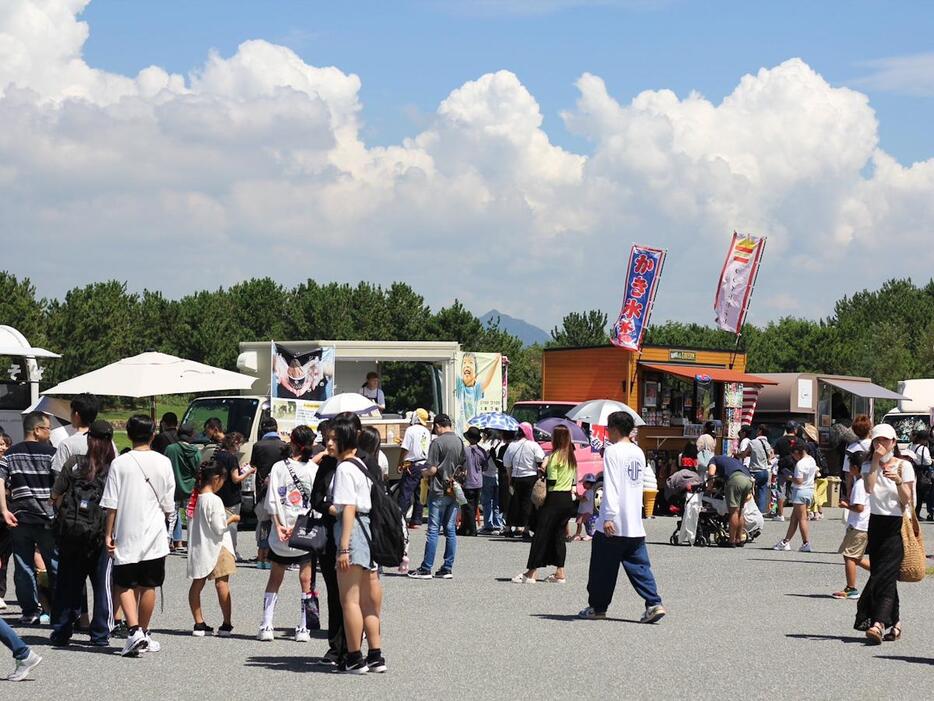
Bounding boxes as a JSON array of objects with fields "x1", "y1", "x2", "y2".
[{"x1": 0, "y1": 440, "x2": 58, "y2": 523}]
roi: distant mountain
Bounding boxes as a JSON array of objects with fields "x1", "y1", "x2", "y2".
[{"x1": 480, "y1": 309, "x2": 550, "y2": 346}]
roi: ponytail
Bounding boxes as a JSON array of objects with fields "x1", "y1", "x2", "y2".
[
  {"x1": 290, "y1": 425, "x2": 316, "y2": 462},
  {"x1": 196, "y1": 459, "x2": 227, "y2": 490}
]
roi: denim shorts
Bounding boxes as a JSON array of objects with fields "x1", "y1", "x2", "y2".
[
  {"x1": 790, "y1": 487, "x2": 814, "y2": 506},
  {"x1": 334, "y1": 513, "x2": 377, "y2": 571}
]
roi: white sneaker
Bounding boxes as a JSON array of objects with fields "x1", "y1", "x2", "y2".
[
  {"x1": 799, "y1": 543, "x2": 812, "y2": 553},
  {"x1": 776, "y1": 515, "x2": 785, "y2": 522},
  {"x1": 257, "y1": 626, "x2": 274, "y2": 641},
  {"x1": 511, "y1": 573, "x2": 536, "y2": 584},
  {"x1": 0, "y1": 597, "x2": 7, "y2": 610},
  {"x1": 120, "y1": 628, "x2": 148, "y2": 657},
  {"x1": 773, "y1": 540, "x2": 791, "y2": 551},
  {"x1": 6, "y1": 651, "x2": 41, "y2": 681},
  {"x1": 294, "y1": 627, "x2": 311, "y2": 643},
  {"x1": 142, "y1": 634, "x2": 160, "y2": 653}
]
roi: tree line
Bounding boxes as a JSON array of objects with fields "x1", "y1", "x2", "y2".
[{"x1": 2, "y1": 272, "x2": 931, "y2": 412}]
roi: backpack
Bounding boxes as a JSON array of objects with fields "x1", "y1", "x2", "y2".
[
  {"x1": 351, "y1": 458, "x2": 406, "y2": 567},
  {"x1": 54, "y1": 457, "x2": 106, "y2": 552}
]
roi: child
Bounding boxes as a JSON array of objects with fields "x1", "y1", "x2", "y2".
[
  {"x1": 188, "y1": 461, "x2": 239, "y2": 636},
  {"x1": 832, "y1": 459, "x2": 870, "y2": 599},
  {"x1": 1, "y1": 617, "x2": 40, "y2": 681},
  {"x1": 574, "y1": 474, "x2": 597, "y2": 541}
]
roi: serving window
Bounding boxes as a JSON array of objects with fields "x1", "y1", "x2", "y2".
[{"x1": 640, "y1": 371, "x2": 715, "y2": 427}]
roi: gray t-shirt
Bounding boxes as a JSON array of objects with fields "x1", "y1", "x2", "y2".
[
  {"x1": 748, "y1": 436, "x2": 771, "y2": 472},
  {"x1": 427, "y1": 432, "x2": 466, "y2": 498}
]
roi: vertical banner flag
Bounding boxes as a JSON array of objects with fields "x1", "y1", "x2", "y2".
[
  {"x1": 714, "y1": 232, "x2": 766, "y2": 334},
  {"x1": 611, "y1": 245, "x2": 667, "y2": 351}
]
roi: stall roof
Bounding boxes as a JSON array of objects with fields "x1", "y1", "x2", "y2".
[
  {"x1": 821, "y1": 377, "x2": 907, "y2": 401},
  {"x1": 640, "y1": 363, "x2": 778, "y2": 385}
]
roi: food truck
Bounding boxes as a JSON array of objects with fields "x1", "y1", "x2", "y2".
[
  {"x1": 541, "y1": 344, "x2": 777, "y2": 477},
  {"x1": 181, "y1": 340, "x2": 506, "y2": 514},
  {"x1": 0, "y1": 325, "x2": 60, "y2": 442},
  {"x1": 882, "y1": 378, "x2": 934, "y2": 447},
  {"x1": 753, "y1": 373, "x2": 908, "y2": 470}
]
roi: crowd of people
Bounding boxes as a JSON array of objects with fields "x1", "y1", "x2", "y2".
[{"x1": 0, "y1": 392, "x2": 926, "y2": 681}]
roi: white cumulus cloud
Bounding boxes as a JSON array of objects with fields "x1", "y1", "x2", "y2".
[{"x1": 0, "y1": 0, "x2": 933, "y2": 331}]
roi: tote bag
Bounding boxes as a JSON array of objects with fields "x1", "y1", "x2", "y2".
[{"x1": 899, "y1": 509, "x2": 926, "y2": 582}]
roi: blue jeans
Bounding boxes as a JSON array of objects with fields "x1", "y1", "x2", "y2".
[
  {"x1": 587, "y1": 531, "x2": 661, "y2": 613},
  {"x1": 481, "y1": 475, "x2": 504, "y2": 530},
  {"x1": 11, "y1": 521, "x2": 58, "y2": 617},
  {"x1": 52, "y1": 546, "x2": 113, "y2": 644},
  {"x1": 420, "y1": 495, "x2": 458, "y2": 572},
  {"x1": 0, "y1": 616, "x2": 29, "y2": 660},
  {"x1": 752, "y1": 470, "x2": 770, "y2": 514}
]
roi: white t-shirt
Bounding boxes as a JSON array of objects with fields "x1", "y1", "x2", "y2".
[
  {"x1": 596, "y1": 440, "x2": 646, "y2": 538},
  {"x1": 909, "y1": 443, "x2": 932, "y2": 467},
  {"x1": 843, "y1": 439, "x2": 871, "y2": 473},
  {"x1": 503, "y1": 438, "x2": 545, "y2": 478},
  {"x1": 100, "y1": 450, "x2": 175, "y2": 566},
  {"x1": 378, "y1": 450, "x2": 389, "y2": 479},
  {"x1": 738, "y1": 437, "x2": 751, "y2": 467},
  {"x1": 401, "y1": 424, "x2": 431, "y2": 463},
  {"x1": 187, "y1": 492, "x2": 234, "y2": 579},
  {"x1": 846, "y1": 478, "x2": 870, "y2": 531},
  {"x1": 331, "y1": 459, "x2": 372, "y2": 514},
  {"x1": 265, "y1": 458, "x2": 317, "y2": 558},
  {"x1": 863, "y1": 459, "x2": 916, "y2": 517},
  {"x1": 794, "y1": 455, "x2": 818, "y2": 489}
]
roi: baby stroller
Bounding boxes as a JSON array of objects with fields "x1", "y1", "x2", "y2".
[{"x1": 669, "y1": 477, "x2": 762, "y2": 547}]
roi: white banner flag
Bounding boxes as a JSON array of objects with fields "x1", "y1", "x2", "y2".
[{"x1": 714, "y1": 232, "x2": 766, "y2": 334}]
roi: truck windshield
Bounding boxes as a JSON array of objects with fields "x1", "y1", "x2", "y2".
[
  {"x1": 183, "y1": 398, "x2": 259, "y2": 440},
  {"x1": 883, "y1": 414, "x2": 931, "y2": 443}
]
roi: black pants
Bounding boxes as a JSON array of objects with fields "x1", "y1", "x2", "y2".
[
  {"x1": 318, "y1": 547, "x2": 346, "y2": 657},
  {"x1": 526, "y1": 491, "x2": 576, "y2": 569},
  {"x1": 52, "y1": 546, "x2": 112, "y2": 644},
  {"x1": 498, "y1": 467, "x2": 511, "y2": 525},
  {"x1": 458, "y1": 488, "x2": 481, "y2": 536},
  {"x1": 856, "y1": 514, "x2": 903, "y2": 629},
  {"x1": 509, "y1": 476, "x2": 537, "y2": 531}
]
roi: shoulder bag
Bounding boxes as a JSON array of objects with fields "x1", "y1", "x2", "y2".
[
  {"x1": 530, "y1": 452, "x2": 548, "y2": 509},
  {"x1": 898, "y1": 462, "x2": 926, "y2": 582}
]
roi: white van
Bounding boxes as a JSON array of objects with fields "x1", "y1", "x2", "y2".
[{"x1": 882, "y1": 378, "x2": 934, "y2": 447}]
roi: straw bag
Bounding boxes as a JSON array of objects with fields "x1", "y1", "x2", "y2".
[{"x1": 898, "y1": 509, "x2": 926, "y2": 583}]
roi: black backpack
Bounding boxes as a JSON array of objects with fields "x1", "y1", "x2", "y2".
[
  {"x1": 351, "y1": 458, "x2": 406, "y2": 567},
  {"x1": 54, "y1": 458, "x2": 106, "y2": 552}
]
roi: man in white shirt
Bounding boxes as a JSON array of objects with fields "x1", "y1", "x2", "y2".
[
  {"x1": 101, "y1": 415, "x2": 175, "y2": 658},
  {"x1": 578, "y1": 411, "x2": 666, "y2": 624},
  {"x1": 397, "y1": 409, "x2": 432, "y2": 528}
]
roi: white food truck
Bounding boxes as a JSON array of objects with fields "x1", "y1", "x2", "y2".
[{"x1": 0, "y1": 325, "x2": 61, "y2": 443}]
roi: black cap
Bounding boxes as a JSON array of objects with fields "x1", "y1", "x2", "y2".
[
  {"x1": 464, "y1": 426, "x2": 482, "y2": 443},
  {"x1": 178, "y1": 423, "x2": 196, "y2": 440},
  {"x1": 88, "y1": 420, "x2": 113, "y2": 441}
]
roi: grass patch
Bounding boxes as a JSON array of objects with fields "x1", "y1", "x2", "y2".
[{"x1": 98, "y1": 396, "x2": 192, "y2": 452}]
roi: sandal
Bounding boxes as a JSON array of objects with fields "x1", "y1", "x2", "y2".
[
  {"x1": 511, "y1": 573, "x2": 536, "y2": 584},
  {"x1": 865, "y1": 622, "x2": 885, "y2": 645},
  {"x1": 883, "y1": 623, "x2": 902, "y2": 642},
  {"x1": 544, "y1": 575, "x2": 567, "y2": 584}
]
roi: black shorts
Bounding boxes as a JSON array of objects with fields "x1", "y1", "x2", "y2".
[
  {"x1": 113, "y1": 557, "x2": 166, "y2": 589},
  {"x1": 268, "y1": 549, "x2": 314, "y2": 567}
]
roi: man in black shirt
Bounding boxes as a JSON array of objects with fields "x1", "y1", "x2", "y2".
[{"x1": 772, "y1": 422, "x2": 798, "y2": 521}]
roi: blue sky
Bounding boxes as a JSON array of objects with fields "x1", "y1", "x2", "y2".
[{"x1": 81, "y1": 0, "x2": 934, "y2": 166}]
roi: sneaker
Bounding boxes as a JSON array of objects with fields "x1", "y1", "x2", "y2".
[
  {"x1": 434, "y1": 568, "x2": 454, "y2": 580},
  {"x1": 366, "y1": 653, "x2": 387, "y2": 673},
  {"x1": 294, "y1": 627, "x2": 311, "y2": 643},
  {"x1": 407, "y1": 568, "x2": 432, "y2": 580},
  {"x1": 640, "y1": 604, "x2": 667, "y2": 624},
  {"x1": 0, "y1": 597, "x2": 6, "y2": 610},
  {"x1": 6, "y1": 651, "x2": 41, "y2": 681},
  {"x1": 773, "y1": 540, "x2": 791, "y2": 551},
  {"x1": 217, "y1": 623, "x2": 234, "y2": 638},
  {"x1": 775, "y1": 515, "x2": 786, "y2": 522},
  {"x1": 111, "y1": 620, "x2": 129, "y2": 638},
  {"x1": 257, "y1": 626, "x2": 275, "y2": 641},
  {"x1": 577, "y1": 607, "x2": 606, "y2": 620},
  {"x1": 120, "y1": 628, "x2": 148, "y2": 657},
  {"x1": 38, "y1": 613, "x2": 50, "y2": 625},
  {"x1": 832, "y1": 587, "x2": 859, "y2": 600},
  {"x1": 19, "y1": 613, "x2": 40, "y2": 625},
  {"x1": 799, "y1": 543, "x2": 812, "y2": 553},
  {"x1": 192, "y1": 622, "x2": 214, "y2": 637},
  {"x1": 511, "y1": 573, "x2": 537, "y2": 584},
  {"x1": 142, "y1": 634, "x2": 160, "y2": 653},
  {"x1": 338, "y1": 657, "x2": 370, "y2": 674}
]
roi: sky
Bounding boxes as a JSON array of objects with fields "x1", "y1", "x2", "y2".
[{"x1": 1, "y1": 0, "x2": 933, "y2": 332}]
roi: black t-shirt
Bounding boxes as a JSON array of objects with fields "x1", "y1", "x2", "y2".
[
  {"x1": 774, "y1": 434, "x2": 796, "y2": 470},
  {"x1": 710, "y1": 455, "x2": 750, "y2": 480},
  {"x1": 251, "y1": 437, "x2": 289, "y2": 498},
  {"x1": 214, "y1": 449, "x2": 242, "y2": 508}
]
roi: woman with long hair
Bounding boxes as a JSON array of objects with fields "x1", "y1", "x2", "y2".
[
  {"x1": 855, "y1": 424, "x2": 916, "y2": 644},
  {"x1": 50, "y1": 420, "x2": 116, "y2": 646},
  {"x1": 511, "y1": 425, "x2": 579, "y2": 584},
  {"x1": 257, "y1": 425, "x2": 319, "y2": 643}
]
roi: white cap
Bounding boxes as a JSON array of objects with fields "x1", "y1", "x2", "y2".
[{"x1": 870, "y1": 423, "x2": 897, "y2": 441}]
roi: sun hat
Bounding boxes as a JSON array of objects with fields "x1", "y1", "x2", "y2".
[
  {"x1": 464, "y1": 426, "x2": 482, "y2": 443},
  {"x1": 870, "y1": 423, "x2": 897, "y2": 442},
  {"x1": 414, "y1": 408, "x2": 429, "y2": 426},
  {"x1": 803, "y1": 423, "x2": 819, "y2": 443}
]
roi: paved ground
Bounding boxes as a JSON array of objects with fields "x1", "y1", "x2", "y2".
[{"x1": 3, "y1": 512, "x2": 934, "y2": 698}]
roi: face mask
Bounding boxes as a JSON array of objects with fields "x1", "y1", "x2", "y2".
[{"x1": 882, "y1": 451, "x2": 895, "y2": 463}]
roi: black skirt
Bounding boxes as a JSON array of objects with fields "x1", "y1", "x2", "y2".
[
  {"x1": 855, "y1": 513, "x2": 903, "y2": 629},
  {"x1": 526, "y1": 491, "x2": 577, "y2": 570}
]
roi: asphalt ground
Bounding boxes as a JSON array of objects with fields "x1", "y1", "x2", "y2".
[{"x1": 3, "y1": 511, "x2": 934, "y2": 698}]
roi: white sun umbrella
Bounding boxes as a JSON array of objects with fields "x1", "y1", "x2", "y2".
[
  {"x1": 315, "y1": 392, "x2": 381, "y2": 419},
  {"x1": 565, "y1": 399, "x2": 645, "y2": 427},
  {"x1": 42, "y1": 352, "x2": 256, "y2": 398}
]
